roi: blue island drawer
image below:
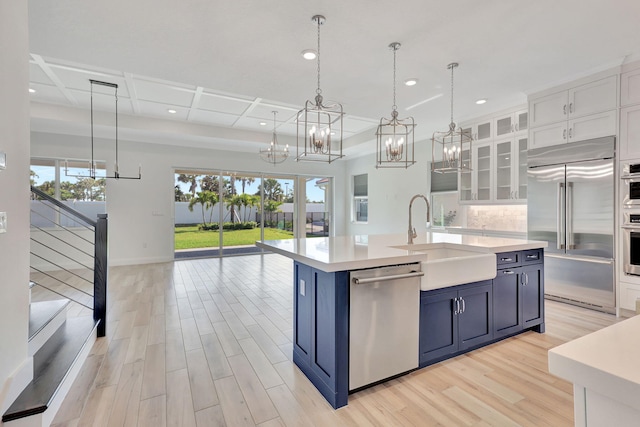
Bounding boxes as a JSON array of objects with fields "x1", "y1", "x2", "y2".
[
  {"x1": 522, "y1": 249, "x2": 543, "y2": 264},
  {"x1": 496, "y1": 251, "x2": 520, "y2": 268}
]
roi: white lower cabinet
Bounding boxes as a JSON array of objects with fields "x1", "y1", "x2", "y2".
[{"x1": 618, "y1": 281, "x2": 640, "y2": 311}]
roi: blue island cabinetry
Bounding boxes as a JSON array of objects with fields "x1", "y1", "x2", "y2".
[
  {"x1": 292, "y1": 248, "x2": 545, "y2": 409},
  {"x1": 292, "y1": 262, "x2": 350, "y2": 409},
  {"x1": 419, "y1": 249, "x2": 545, "y2": 367}
]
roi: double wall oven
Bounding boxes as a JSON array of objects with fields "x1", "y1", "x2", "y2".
[{"x1": 622, "y1": 163, "x2": 640, "y2": 276}]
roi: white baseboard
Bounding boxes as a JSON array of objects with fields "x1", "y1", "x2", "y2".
[{"x1": 109, "y1": 255, "x2": 173, "y2": 266}]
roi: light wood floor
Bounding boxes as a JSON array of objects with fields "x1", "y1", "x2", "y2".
[{"x1": 50, "y1": 254, "x2": 623, "y2": 427}]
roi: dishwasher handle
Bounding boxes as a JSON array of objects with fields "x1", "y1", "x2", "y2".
[{"x1": 352, "y1": 270, "x2": 424, "y2": 285}]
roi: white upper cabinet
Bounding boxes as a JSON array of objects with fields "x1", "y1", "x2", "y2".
[
  {"x1": 528, "y1": 74, "x2": 618, "y2": 149},
  {"x1": 569, "y1": 76, "x2": 618, "y2": 117},
  {"x1": 621, "y1": 68, "x2": 640, "y2": 107},
  {"x1": 529, "y1": 91, "x2": 568, "y2": 128},
  {"x1": 494, "y1": 136, "x2": 528, "y2": 203},
  {"x1": 620, "y1": 104, "x2": 640, "y2": 160},
  {"x1": 494, "y1": 110, "x2": 528, "y2": 137}
]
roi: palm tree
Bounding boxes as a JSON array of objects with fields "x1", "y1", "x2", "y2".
[
  {"x1": 237, "y1": 193, "x2": 255, "y2": 222},
  {"x1": 226, "y1": 194, "x2": 243, "y2": 223},
  {"x1": 258, "y1": 178, "x2": 283, "y2": 201},
  {"x1": 188, "y1": 191, "x2": 217, "y2": 226},
  {"x1": 177, "y1": 174, "x2": 199, "y2": 197},
  {"x1": 239, "y1": 176, "x2": 255, "y2": 194}
]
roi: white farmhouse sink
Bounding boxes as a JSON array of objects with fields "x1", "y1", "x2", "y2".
[{"x1": 391, "y1": 245, "x2": 496, "y2": 291}]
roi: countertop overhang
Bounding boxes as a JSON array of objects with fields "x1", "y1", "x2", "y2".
[
  {"x1": 256, "y1": 232, "x2": 548, "y2": 273},
  {"x1": 548, "y1": 315, "x2": 640, "y2": 410}
]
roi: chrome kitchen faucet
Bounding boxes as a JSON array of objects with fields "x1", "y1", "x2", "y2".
[{"x1": 408, "y1": 194, "x2": 431, "y2": 244}]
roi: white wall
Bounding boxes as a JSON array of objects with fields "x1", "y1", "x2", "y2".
[
  {"x1": 31, "y1": 132, "x2": 347, "y2": 266},
  {"x1": 0, "y1": 0, "x2": 32, "y2": 413},
  {"x1": 344, "y1": 140, "x2": 432, "y2": 236}
]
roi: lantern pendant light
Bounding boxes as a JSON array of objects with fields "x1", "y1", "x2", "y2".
[
  {"x1": 296, "y1": 15, "x2": 344, "y2": 163},
  {"x1": 431, "y1": 63, "x2": 473, "y2": 174},
  {"x1": 259, "y1": 111, "x2": 289, "y2": 165},
  {"x1": 375, "y1": 42, "x2": 416, "y2": 169}
]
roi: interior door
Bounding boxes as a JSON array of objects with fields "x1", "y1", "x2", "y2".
[
  {"x1": 565, "y1": 159, "x2": 614, "y2": 258},
  {"x1": 527, "y1": 164, "x2": 566, "y2": 254}
]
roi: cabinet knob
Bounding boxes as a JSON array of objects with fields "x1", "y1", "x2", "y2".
[
  {"x1": 563, "y1": 104, "x2": 567, "y2": 115},
  {"x1": 569, "y1": 103, "x2": 573, "y2": 114},
  {"x1": 569, "y1": 128, "x2": 573, "y2": 139},
  {"x1": 563, "y1": 129, "x2": 567, "y2": 139}
]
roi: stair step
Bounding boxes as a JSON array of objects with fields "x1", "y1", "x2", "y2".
[
  {"x1": 2, "y1": 316, "x2": 98, "y2": 424},
  {"x1": 29, "y1": 299, "x2": 70, "y2": 341}
]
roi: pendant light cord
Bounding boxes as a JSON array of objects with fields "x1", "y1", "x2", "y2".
[
  {"x1": 316, "y1": 17, "x2": 321, "y2": 95},
  {"x1": 450, "y1": 64, "x2": 454, "y2": 125},
  {"x1": 392, "y1": 46, "x2": 397, "y2": 112}
]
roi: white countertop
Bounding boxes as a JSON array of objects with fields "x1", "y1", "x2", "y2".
[
  {"x1": 256, "y1": 232, "x2": 547, "y2": 272},
  {"x1": 548, "y1": 315, "x2": 640, "y2": 410}
]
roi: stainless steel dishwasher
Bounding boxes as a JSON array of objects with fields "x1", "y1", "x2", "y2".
[{"x1": 349, "y1": 263, "x2": 423, "y2": 391}]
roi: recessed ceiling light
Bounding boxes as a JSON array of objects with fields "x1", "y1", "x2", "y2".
[
  {"x1": 475, "y1": 99, "x2": 487, "y2": 105},
  {"x1": 29, "y1": 88, "x2": 36, "y2": 93},
  {"x1": 167, "y1": 109, "x2": 177, "y2": 114},
  {"x1": 302, "y1": 49, "x2": 317, "y2": 60},
  {"x1": 259, "y1": 121, "x2": 267, "y2": 126},
  {"x1": 404, "y1": 78, "x2": 418, "y2": 87}
]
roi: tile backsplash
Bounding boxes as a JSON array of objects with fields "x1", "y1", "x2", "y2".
[{"x1": 465, "y1": 205, "x2": 527, "y2": 232}]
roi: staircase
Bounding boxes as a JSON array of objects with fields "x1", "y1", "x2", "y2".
[{"x1": 2, "y1": 187, "x2": 108, "y2": 426}]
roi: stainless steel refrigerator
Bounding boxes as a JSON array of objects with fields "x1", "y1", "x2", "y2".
[{"x1": 527, "y1": 137, "x2": 615, "y2": 312}]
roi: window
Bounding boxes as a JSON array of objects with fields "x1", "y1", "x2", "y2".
[{"x1": 353, "y1": 174, "x2": 368, "y2": 222}]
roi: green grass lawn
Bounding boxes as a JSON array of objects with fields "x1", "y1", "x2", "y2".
[{"x1": 174, "y1": 226, "x2": 294, "y2": 250}]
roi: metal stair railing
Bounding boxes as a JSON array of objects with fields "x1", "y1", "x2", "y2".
[{"x1": 30, "y1": 186, "x2": 108, "y2": 337}]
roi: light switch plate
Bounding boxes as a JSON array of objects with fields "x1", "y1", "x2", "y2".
[
  {"x1": 0, "y1": 152, "x2": 5, "y2": 170},
  {"x1": 0, "y1": 212, "x2": 6, "y2": 233}
]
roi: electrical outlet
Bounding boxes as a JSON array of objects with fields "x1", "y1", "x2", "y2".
[
  {"x1": 299, "y1": 279, "x2": 306, "y2": 296},
  {"x1": 0, "y1": 212, "x2": 7, "y2": 233}
]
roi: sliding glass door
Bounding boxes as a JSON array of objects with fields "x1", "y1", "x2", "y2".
[{"x1": 174, "y1": 170, "x2": 329, "y2": 258}]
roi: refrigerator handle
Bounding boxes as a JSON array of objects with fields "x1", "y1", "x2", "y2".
[
  {"x1": 567, "y1": 182, "x2": 574, "y2": 250},
  {"x1": 557, "y1": 182, "x2": 565, "y2": 250}
]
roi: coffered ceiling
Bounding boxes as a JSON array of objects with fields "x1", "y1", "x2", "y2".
[{"x1": 27, "y1": 0, "x2": 640, "y2": 157}]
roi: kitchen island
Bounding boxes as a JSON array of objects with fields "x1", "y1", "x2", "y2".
[
  {"x1": 257, "y1": 232, "x2": 547, "y2": 408},
  {"x1": 549, "y1": 315, "x2": 640, "y2": 426}
]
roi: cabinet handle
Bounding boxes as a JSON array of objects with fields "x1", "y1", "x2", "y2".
[
  {"x1": 563, "y1": 129, "x2": 567, "y2": 139},
  {"x1": 522, "y1": 272, "x2": 529, "y2": 286},
  {"x1": 511, "y1": 124, "x2": 515, "y2": 132},
  {"x1": 569, "y1": 103, "x2": 573, "y2": 114},
  {"x1": 502, "y1": 270, "x2": 515, "y2": 275},
  {"x1": 526, "y1": 254, "x2": 538, "y2": 259},
  {"x1": 515, "y1": 123, "x2": 519, "y2": 132},
  {"x1": 514, "y1": 190, "x2": 518, "y2": 199},
  {"x1": 501, "y1": 257, "x2": 513, "y2": 262},
  {"x1": 454, "y1": 297, "x2": 460, "y2": 315},
  {"x1": 563, "y1": 104, "x2": 567, "y2": 115},
  {"x1": 460, "y1": 297, "x2": 466, "y2": 313},
  {"x1": 569, "y1": 127, "x2": 573, "y2": 139}
]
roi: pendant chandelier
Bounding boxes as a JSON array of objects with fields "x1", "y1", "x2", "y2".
[
  {"x1": 259, "y1": 111, "x2": 289, "y2": 165},
  {"x1": 296, "y1": 15, "x2": 344, "y2": 164},
  {"x1": 431, "y1": 63, "x2": 473, "y2": 174},
  {"x1": 65, "y1": 79, "x2": 141, "y2": 180},
  {"x1": 376, "y1": 42, "x2": 416, "y2": 169}
]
